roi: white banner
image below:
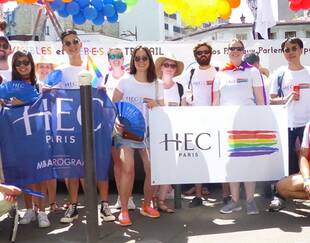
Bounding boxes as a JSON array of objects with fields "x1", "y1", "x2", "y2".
[
  {"x1": 149, "y1": 106, "x2": 288, "y2": 185},
  {"x1": 8, "y1": 39, "x2": 310, "y2": 76}
]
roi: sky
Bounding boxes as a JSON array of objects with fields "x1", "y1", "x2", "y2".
[{"x1": 3, "y1": 0, "x2": 254, "y2": 23}]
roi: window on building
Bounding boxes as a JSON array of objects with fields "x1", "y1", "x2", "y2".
[
  {"x1": 236, "y1": 33, "x2": 247, "y2": 40},
  {"x1": 306, "y1": 31, "x2": 310, "y2": 38},
  {"x1": 164, "y1": 12, "x2": 168, "y2": 17},
  {"x1": 270, "y1": 32, "x2": 277, "y2": 39},
  {"x1": 173, "y1": 26, "x2": 181, "y2": 33},
  {"x1": 164, "y1": 23, "x2": 169, "y2": 30},
  {"x1": 285, "y1": 31, "x2": 296, "y2": 38},
  {"x1": 45, "y1": 26, "x2": 50, "y2": 36},
  {"x1": 169, "y1": 14, "x2": 177, "y2": 19}
]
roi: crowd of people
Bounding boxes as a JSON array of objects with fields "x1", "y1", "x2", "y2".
[{"x1": 0, "y1": 29, "x2": 310, "y2": 229}]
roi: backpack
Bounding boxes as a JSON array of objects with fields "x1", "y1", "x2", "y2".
[
  {"x1": 187, "y1": 68, "x2": 195, "y2": 101},
  {"x1": 277, "y1": 71, "x2": 285, "y2": 97},
  {"x1": 176, "y1": 82, "x2": 184, "y2": 105}
]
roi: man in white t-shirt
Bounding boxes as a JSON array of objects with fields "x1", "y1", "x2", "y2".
[
  {"x1": 181, "y1": 42, "x2": 217, "y2": 207},
  {"x1": 0, "y1": 35, "x2": 12, "y2": 83},
  {"x1": 269, "y1": 37, "x2": 310, "y2": 211}
]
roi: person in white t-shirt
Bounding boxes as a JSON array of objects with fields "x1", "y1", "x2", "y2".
[
  {"x1": 152, "y1": 53, "x2": 185, "y2": 213},
  {"x1": 268, "y1": 37, "x2": 310, "y2": 211},
  {"x1": 181, "y1": 42, "x2": 218, "y2": 207},
  {"x1": 97, "y1": 48, "x2": 136, "y2": 212},
  {"x1": 213, "y1": 39, "x2": 265, "y2": 215},
  {"x1": 275, "y1": 122, "x2": 310, "y2": 202},
  {"x1": 0, "y1": 35, "x2": 12, "y2": 83},
  {"x1": 113, "y1": 46, "x2": 164, "y2": 226}
]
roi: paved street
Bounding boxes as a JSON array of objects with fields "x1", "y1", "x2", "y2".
[{"x1": 1, "y1": 184, "x2": 310, "y2": 243}]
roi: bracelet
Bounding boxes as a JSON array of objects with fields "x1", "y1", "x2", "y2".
[{"x1": 303, "y1": 177, "x2": 310, "y2": 181}]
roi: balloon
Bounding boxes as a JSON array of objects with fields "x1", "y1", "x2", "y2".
[
  {"x1": 220, "y1": 6, "x2": 232, "y2": 19},
  {"x1": 83, "y1": 5, "x2": 98, "y2": 20},
  {"x1": 91, "y1": 0, "x2": 104, "y2": 11},
  {"x1": 289, "y1": 1, "x2": 302, "y2": 11},
  {"x1": 92, "y1": 11, "x2": 105, "y2": 25},
  {"x1": 49, "y1": 0, "x2": 65, "y2": 11},
  {"x1": 163, "y1": 3, "x2": 178, "y2": 14},
  {"x1": 62, "y1": 0, "x2": 72, "y2": 3},
  {"x1": 114, "y1": 0, "x2": 127, "y2": 13},
  {"x1": 58, "y1": 7, "x2": 70, "y2": 17},
  {"x1": 23, "y1": 0, "x2": 37, "y2": 3},
  {"x1": 300, "y1": 0, "x2": 310, "y2": 10},
  {"x1": 103, "y1": 3, "x2": 116, "y2": 17},
  {"x1": 73, "y1": 12, "x2": 86, "y2": 24},
  {"x1": 0, "y1": 0, "x2": 9, "y2": 3},
  {"x1": 103, "y1": 0, "x2": 113, "y2": 3},
  {"x1": 77, "y1": 0, "x2": 90, "y2": 8},
  {"x1": 218, "y1": 0, "x2": 231, "y2": 16},
  {"x1": 124, "y1": 0, "x2": 138, "y2": 6},
  {"x1": 228, "y1": 0, "x2": 240, "y2": 8},
  {"x1": 66, "y1": 1, "x2": 80, "y2": 15},
  {"x1": 107, "y1": 12, "x2": 118, "y2": 23}
]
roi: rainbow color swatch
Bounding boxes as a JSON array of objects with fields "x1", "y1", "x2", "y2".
[
  {"x1": 227, "y1": 130, "x2": 279, "y2": 157},
  {"x1": 86, "y1": 55, "x2": 103, "y2": 88}
]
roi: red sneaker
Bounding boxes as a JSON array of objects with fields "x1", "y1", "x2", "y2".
[
  {"x1": 118, "y1": 210, "x2": 132, "y2": 226},
  {"x1": 140, "y1": 205, "x2": 160, "y2": 218}
]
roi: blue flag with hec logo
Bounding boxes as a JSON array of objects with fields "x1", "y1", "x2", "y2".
[{"x1": 0, "y1": 89, "x2": 116, "y2": 187}]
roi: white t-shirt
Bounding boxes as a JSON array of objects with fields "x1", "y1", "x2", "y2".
[
  {"x1": 301, "y1": 122, "x2": 310, "y2": 149},
  {"x1": 213, "y1": 67, "x2": 263, "y2": 106},
  {"x1": 0, "y1": 69, "x2": 11, "y2": 83},
  {"x1": 269, "y1": 67, "x2": 310, "y2": 128},
  {"x1": 53, "y1": 63, "x2": 86, "y2": 89},
  {"x1": 98, "y1": 72, "x2": 130, "y2": 99},
  {"x1": 181, "y1": 66, "x2": 217, "y2": 106},
  {"x1": 116, "y1": 75, "x2": 164, "y2": 123},
  {"x1": 162, "y1": 81, "x2": 184, "y2": 106}
]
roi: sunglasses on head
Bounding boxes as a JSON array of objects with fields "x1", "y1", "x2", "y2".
[
  {"x1": 195, "y1": 50, "x2": 211, "y2": 56},
  {"x1": 108, "y1": 53, "x2": 123, "y2": 60},
  {"x1": 229, "y1": 47, "x2": 244, "y2": 52},
  {"x1": 0, "y1": 43, "x2": 9, "y2": 50},
  {"x1": 284, "y1": 46, "x2": 298, "y2": 53},
  {"x1": 64, "y1": 38, "x2": 80, "y2": 47},
  {"x1": 134, "y1": 55, "x2": 148, "y2": 62},
  {"x1": 15, "y1": 60, "x2": 31, "y2": 67},
  {"x1": 162, "y1": 63, "x2": 177, "y2": 69}
]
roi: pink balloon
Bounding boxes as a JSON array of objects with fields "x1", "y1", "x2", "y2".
[
  {"x1": 301, "y1": 0, "x2": 310, "y2": 10},
  {"x1": 0, "y1": 0, "x2": 9, "y2": 3}
]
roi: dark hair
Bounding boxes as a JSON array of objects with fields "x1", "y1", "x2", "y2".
[
  {"x1": 193, "y1": 42, "x2": 213, "y2": 55},
  {"x1": 228, "y1": 38, "x2": 245, "y2": 49},
  {"x1": 243, "y1": 53, "x2": 260, "y2": 65},
  {"x1": 60, "y1": 29, "x2": 77, "y2": 42},
  {"x1": 12, "y1": 50, "x2": 37, "y2": 86},
  {"x1": 129, "y1": 46, "x2": 157, "y2": 83},
  {"x1": 281, "y1": 37, "x2": 303, "y2": 51}
]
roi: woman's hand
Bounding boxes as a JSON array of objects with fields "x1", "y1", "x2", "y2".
[
  {"x1": 144, "y1": 98, "x2": 159, "y2": 109},
  {"x1": 10, "y1": 97, "x2": 24, "y2": 106},
  {"x1": 114, "y1": 117, "x2": 124, "y2": 134}
]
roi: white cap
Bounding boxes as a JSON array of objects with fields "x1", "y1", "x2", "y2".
[{"x1": 78, "y1": 70, "x2": 93, "y2": 86}]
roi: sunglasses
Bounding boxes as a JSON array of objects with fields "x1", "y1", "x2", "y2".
[
  {"x1": 195, "y1": 50, "x2": 211, "y2": 56},
  {"x1": 15, "y1": 60, "x2": 31, "y2": 67},
  {"x1": 64, "y1": 38, "x2": 80, "y2": 47},
  {"x1": 0, "y1": 43, "x2": 9, "y2": 50},
  {"x1": 284, "y1": 46, "x2": 298, "y2": 53},
  {"x1": 134, "y1": 55, "x2": 148, "y2": 62},
  {"x1": 108, "y1": 53, "x2": 123, "y2": 60},
  {"x1": 229, "y1": 47, "x2": 244, "y2": 51},
  {"x1": 162, "y1": 63, "x2": 177, "y2": 69}
]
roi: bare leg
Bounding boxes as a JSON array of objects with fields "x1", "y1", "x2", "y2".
[
  {"x1": 222, "y1": 183, "x2": 230, "y2": 197},
  {"x1": 244, "y1": 182, "x2": 256, "y2": 202},
  {"x1": 112, "y1": 146, "x2": 122, "y2": 193},
  {"x1": 46, "y1": 179, "x2": 57, "y2": 206},
  {"x1": 138, "y1": 148, "x2": 153, "y2": 206},
  {"x1": 67, "y1": 178, "x2": 80, "y2": 204},
  {"x1": 277, "y1": 174, "x2": 308, "y2": 199},
  {"x1": 230, "y1": 182, "x2": 240, "y2": 202},
  {"x1": 98, "y1": 180, "x2": 109, "y2": 202},
  {"x1": 195, "y1": 184, "x2": 202, "y2": 197}
]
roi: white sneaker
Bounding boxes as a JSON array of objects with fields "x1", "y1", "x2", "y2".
[
  {"x1": 128, "y1": 196, "x2": 136, "y2": 210},
  {"x1": 19, "y1": 209, "x2": 36, "y2": 224},
  {"x1": 113, "y1": 196, "x2": 121, "y2": 209},
  {"x1": 37, "y1": 212, "x2": 51, "y2": 228}
]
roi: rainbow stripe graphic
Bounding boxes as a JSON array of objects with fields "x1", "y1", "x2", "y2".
[
  {"x1": 86, "y1": 55, "x2": 103, "y2": 87},
  {"x1": 227, "y1": 130, "x2": 279, "y2": 157},
  {"x1": 299, "y1": 83, "x2": 310, "y2": 89}
]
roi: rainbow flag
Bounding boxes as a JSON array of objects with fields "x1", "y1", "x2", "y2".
[
  {"x1": 227, "y1": 130, "x2": 279, "y2": 157},
  {"x1": 86, "y1": 55, "x2": 103, "y2": 88}
]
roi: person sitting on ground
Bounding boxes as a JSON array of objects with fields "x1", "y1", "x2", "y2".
[{"x1": 273, "y1": 121, "x2": 310, "y2": 208}]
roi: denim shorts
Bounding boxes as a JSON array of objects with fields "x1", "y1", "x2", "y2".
[{"x1": 114, "y1": 132, "x2": 149, "y2": 149}]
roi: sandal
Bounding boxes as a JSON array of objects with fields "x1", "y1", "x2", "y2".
[
  {"x1": 184, "y1": 187, "x2": 196, "y2": 196},
  {"x1": 158, "y1": 200, "x2": 175, "y2": 213},
  {"x1": 49, "y1": 202, "x2": 62, "y2": 212}
]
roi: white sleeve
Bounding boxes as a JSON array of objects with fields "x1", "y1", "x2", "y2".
[
  {"x1": 251, "y1": 68, "x2": 263, "y2": 87},
  {"x1": 115, "y1": 77, "x2": 125, "y2": 93},
  {"x1": 269, "y1": 69, "x2": 282, "y2": 95},
  {"x1": 157, "y1": 82, "x2": 164, "y2": 100},
  {"x1": 301, "y1": 123, "x2": 310, "y2": 149},
  {"x1": 180, "y1": 70, "x2": 190, "y2": 87},
  {"x1": 213, "y1": 72, "x2": 222, "y2": 92}
]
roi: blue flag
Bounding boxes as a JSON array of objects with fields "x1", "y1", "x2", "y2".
[{"x1": 0, "y1": 89, "x2": 116, "y2": 187}]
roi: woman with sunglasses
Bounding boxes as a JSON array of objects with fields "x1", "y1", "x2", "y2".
[
  {"x1": 8, "y1": 51, "x2": 51, "y2": 228},
  {"x1": 98, "y1": 48, "x2": 136, "y2": 214},
  {"x1": 213, "y1": 39, "x2": 266, "y2": 215},
  {"x1": 112, "y1": 46, "x2": 164, "y2": 226},
  {"x1": 151, "y1": 53, "x2": 185, "y2": 213}
]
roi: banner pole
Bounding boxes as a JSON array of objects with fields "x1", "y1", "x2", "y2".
[{"x1": 79, "y1": 71, "x2": 99, "y2": 243}]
